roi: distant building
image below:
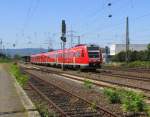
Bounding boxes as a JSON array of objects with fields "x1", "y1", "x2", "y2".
[{"x1": 109, "y1": 44, "x2": 148, "y2": 55}]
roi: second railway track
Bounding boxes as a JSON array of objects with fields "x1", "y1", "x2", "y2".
[
  {"x1": 20, "y1": 64, "x2": 150, "y2": 98},
  {"x1": 23, "y1": 69, "x2": 117, "y2": 117},
  {"x1": 98, "y1": 70, "x2": 150, "y2": 82}
]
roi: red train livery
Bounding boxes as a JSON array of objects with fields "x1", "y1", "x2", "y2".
[{"x1": 31, "y1": 44, "x2": 102, "y2": 69}]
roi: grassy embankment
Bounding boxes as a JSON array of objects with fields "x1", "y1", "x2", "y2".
[
  {"x1": 10, "y1": 62, "x2": 56, "y2": 117},
  {"x1": 10, "y1": 63, "x2": 29, "y2": 86}
]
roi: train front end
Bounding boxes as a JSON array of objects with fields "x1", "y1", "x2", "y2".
[{"x1": 87, "y1": 45, "x2": 102, "y2": 69}]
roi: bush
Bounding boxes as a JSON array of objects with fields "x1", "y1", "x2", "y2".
[
  {"x1": 111, "y1": 43, "x2": 150, "y2": 62},
  {"x1": 122, "y1": 90, "x2": 146, "y2": 112},
  {"x1": 111, "y1": 51, "x2": 126, "y2": 62},
  {"x1": 103, "y1": 88, "x2": 121, "y2": 104},
  {"x1": 10, "y1": 64, "x2": 28, "y2": 86},
  {"x1": 103, "y1": 88, "x2": 150, "y2": 116}
]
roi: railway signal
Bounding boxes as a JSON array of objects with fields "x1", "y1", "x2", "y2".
[
  {"x1": 61, "y1": 20, "x2": 66, "y2": 42},
  {"x1": 61, "y1": 20, "x2": 67, "y2": 70},
  {"x1": 61, "y1": 36, "x2": 66, "y2": 42},
  {"x1": 62, "y1": 20, "x2": 66, "y2": 34}
]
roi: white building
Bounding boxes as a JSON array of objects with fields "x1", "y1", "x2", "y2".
[{"x1": 109, "y1": 44, "x2": 148, "y2": 55}]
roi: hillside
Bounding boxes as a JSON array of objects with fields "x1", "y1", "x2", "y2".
[{"x1": 4, "y1": 48, "x2": 48, "y2": 57}]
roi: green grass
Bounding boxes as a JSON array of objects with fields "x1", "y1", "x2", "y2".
[
  {"x1": 91, "y1": 101, "x2": 97, "y2": 111},
  {"x1": 10, "y1": 64, "x2": 28, "y2": 87},
  {"x1": 36, "y1": 103, "x2": 57, "y2": 117},
  {"x1": 83, "y1": 79, "x2": 93, "y2": 89},
  {"x1": 125, "y1": 61, "x2": 150, "y2": 68},
  {"x1": 0, "y1": 58, "x2": 12, "y2": 63}
]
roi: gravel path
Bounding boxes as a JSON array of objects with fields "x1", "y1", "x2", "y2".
[{"x1": 0, "y1": 64, "x2": 27, "y2": 117}]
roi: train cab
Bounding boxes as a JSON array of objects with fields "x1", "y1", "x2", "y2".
[{"x1": 87, "y1": 44, "x2": 102, "y2": 68}]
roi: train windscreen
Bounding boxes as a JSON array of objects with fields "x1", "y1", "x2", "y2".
[
  {"x1": 87, "y1": 46, "x2": 100, "y2": 58},
  {"x1": 88, "y1": 52, "x2": 99, "y2": 58}
]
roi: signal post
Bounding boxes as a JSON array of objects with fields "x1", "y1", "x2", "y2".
[{"x1": 61, "y1": 20, "x2": 66, "y2": 70}]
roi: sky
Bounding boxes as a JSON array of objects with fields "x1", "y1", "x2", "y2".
[{"x1": 0, "y1": 0, "x2": 150, "y2": 49}]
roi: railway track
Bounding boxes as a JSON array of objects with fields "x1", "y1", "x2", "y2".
[
  {"x1": 20, "y1": 64, "x2": 150, "y2": 98},
  {"x1": 24, "y1": 69, "x2": 117, "y2": 117},
  {"x1": 101, "y1": 67, "x2": 150, "y2": 74},
  {"x1": 97, "y1": 70, "x2": 150, "y2": 82}
]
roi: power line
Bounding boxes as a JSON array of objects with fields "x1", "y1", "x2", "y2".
[
  {"x1": 22, "y1": 0, "x2": 40, "y2": 33},
  {"x1": 22, "y1": 0, "x2": 34, "y2": 32},
  {"x1": 78, "y1": 0, "x2": 129, "y2": 38}
]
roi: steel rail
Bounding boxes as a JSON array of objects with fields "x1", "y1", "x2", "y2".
[
  {"x1": 99, "y1": 72, "x2": 150, "y2": 82},
  {"x1": 21, "y1": 65, "x2": 150, "y2": 93},
  {"x1": 32, "y1": 67, "x2": 150, "y2": 92},
  {"x1": 24, "y1": 69, "x2": 118, "y2": 117},
  {"x1": 21, "y1": 64, "x2": 150, "y2": 82},
  {"x1": 28, "y1": 82, "x2": 69, "y2": 117}
]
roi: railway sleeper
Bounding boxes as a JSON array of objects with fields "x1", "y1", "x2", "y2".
[
  {"x1": 63, "y1": 108, "x2": 96, "y2": 112},
  {"x1": 57, "y1": 104, "x2": 71, "y2": 108},
  {"x1": 50, "y1": 98, "x2": 68, "y2": 101},
  {"x1": 57, "y1": 103, "x2": 89, "y2": 109},
  {"x1": 66, "y1": 111, "x2": 101, "y2": 117},
  {"x1": 48, "y1": 96, "x2": 70, "y2": 100}
]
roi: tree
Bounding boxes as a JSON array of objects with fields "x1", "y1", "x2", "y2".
[
  {"x1": 130, "y1": 51, "x2": 138, "y2": 61},
  {"x1": 111, "y1": 51, "x2": 126, "y2": 62},
  {"x1": 14, "y1": 54, "x2": 21, "y2": 60},
  {"x1": 111, "y1": 43, "x2": 150, "y2": 62},
  {"x1": 147, "y1": 44, "x2": 150, "y2": 60}
]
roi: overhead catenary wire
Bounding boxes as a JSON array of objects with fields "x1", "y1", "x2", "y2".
[
  {"x1": 81, "y1": 10, "x2": 150, "y2": 39},
  {"x1": 22, "y1": 0, "x2": 40, "y2": 33},
  {"x1": 79, "y1": 0, "x2": 131, "y2": 38}
]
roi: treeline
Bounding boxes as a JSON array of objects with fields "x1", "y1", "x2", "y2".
[{"x1": 111, "y1": 44, "x2": 150, "y2": 62}]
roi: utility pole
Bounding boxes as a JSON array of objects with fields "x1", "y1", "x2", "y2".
[
  {"x1": 0, "y1": 39, "x2": 3, "y2": 55},
  {"x1": 126, "y1": 17, "x2": 130, "y2": 63}
]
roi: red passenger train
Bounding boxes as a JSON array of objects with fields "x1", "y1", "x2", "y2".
[{"x1": 30, "y1": 44, "x2": 102, "y2": 69}]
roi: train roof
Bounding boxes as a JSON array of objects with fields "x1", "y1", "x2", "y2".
[{"x1": 31, "y1": 44, "x2": 100, "y2": 57}]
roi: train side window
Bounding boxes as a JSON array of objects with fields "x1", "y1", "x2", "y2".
[
  {"x1": 78, "y1": 52, "x2": 81, "y2": 57},
  {"x1": 81, "y1": 50, "x2": 84, "y2": 57},
  {"x1": 75, "y1": 52, "x2": 78, "y2": 57},
  {"x1": 75, "y1": 51, "x2": 80, "y2": 57}
]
